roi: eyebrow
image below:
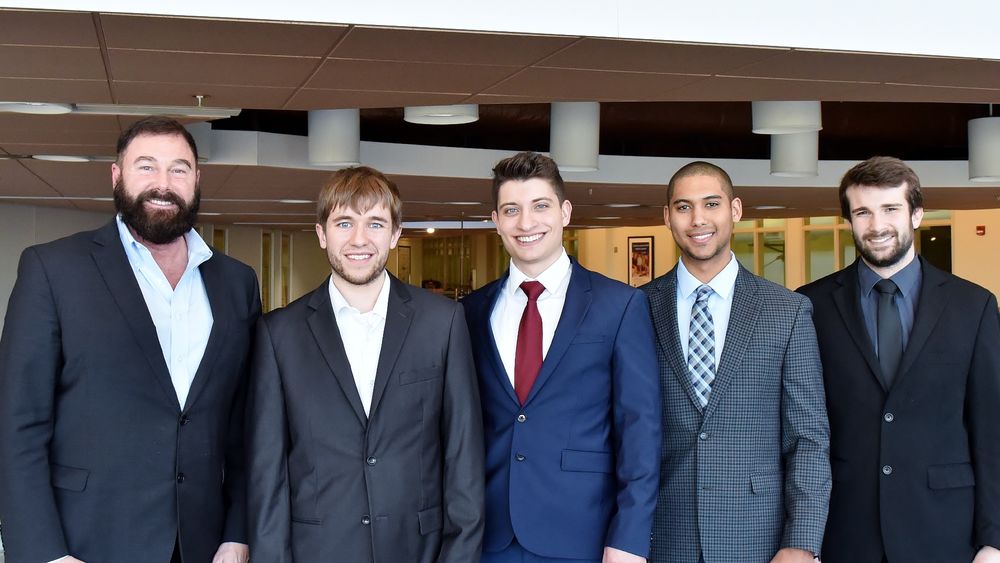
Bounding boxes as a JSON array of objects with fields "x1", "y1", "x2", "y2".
[
  {"x1": 331, "y1": 213, "x2": 390, "y2": 224},
  {"x1": 498, "y1": 196, "x2": 554, "y2": 208},
  {"x1": 133, "y1": 155, "x2": 194, "y2": 169},
  {"x1": 672, "y1": 195, "x2": 722, "y2": 205}
]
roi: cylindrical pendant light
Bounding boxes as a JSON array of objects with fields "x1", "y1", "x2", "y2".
[
  {"x1": 404, "y1": 104, "x2": 478, "y2": 125},
  {"x1": 308, "y1": 109, "x2": 361, "y2": 166},
  {"x1": 752, "y1": 101, "x2": 822, "y2": 134},
  {"x1": 550, "y1": 101, "x2": 600, "y2": 172},
  {"x1": 969, "y1": 116, "x2": 1000, "y2": 182},
  {"x1": 770, "y1": 131, "x2": 818, "y2": 177}
]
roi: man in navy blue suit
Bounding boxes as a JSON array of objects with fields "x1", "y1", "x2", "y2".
[{"x1": 463, "y1": 151, "x2": 661, "y2": 563}]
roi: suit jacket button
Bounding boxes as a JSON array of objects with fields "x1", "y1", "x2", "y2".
[
  {"x1": 516, "y1": 414, "x2": 527, "y2": 423},
  {"x1": 699, "y1": 432, "x2": 709, "y2": 441},
  {"x1": 882, "y1": 464, "x2": 893, "y2": 475},
  {"x1": 176, "y1": 473, "x2": 185, "y2": 483},
  {"x1": 883, "y1": 412, "x2": 894, "y2": 422},
  {"x1": 361, "y1": 515, "x2": 371, "y2": 525},
  {"x1": 366, "y1": 456, "x2": 377, "y2": 466},
  {"x1": 180, "y1": 415, "x2": 190, "y2": 426},
  {"x1": 515, "y1": 453, "x2": 526, "y2": 461}
]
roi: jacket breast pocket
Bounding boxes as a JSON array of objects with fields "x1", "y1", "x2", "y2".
[
  {"x1": 561, "y1": 449, "x2": 614, "y2": 473},
  {"x1": 399, "y1": 365, "x2": 441, "y2": 385},
  {"x1": 51, "y1": 463, "x2": 89, "y2": 492},
  {"x1": 570, "y1": 334, "x2": 605, "y2": 345},
  {"x1": 927, "y1": 462, "x2": 975, "y2": 489}
]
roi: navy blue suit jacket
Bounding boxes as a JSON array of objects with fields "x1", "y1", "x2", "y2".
[{"x1": 463, "y1": 260, "x2": 661, "y2": 559}]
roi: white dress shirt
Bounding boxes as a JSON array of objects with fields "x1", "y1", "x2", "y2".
[
  {"x1": 490, "y1": 251, "x2": 573, "y2": 388},
  {"x1": 675, "y1": 253, "x2": 740, "y2": 369},
  {"x1": 116, "y1": 214, "x2": 213, "y2": 410},
  {"x1": 328, "y1": 270, "x2": 391, "y2": 417}
]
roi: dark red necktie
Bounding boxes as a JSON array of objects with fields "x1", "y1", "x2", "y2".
[{"x1": 515, "y1": 281, "x2": 545, "y2": 405}]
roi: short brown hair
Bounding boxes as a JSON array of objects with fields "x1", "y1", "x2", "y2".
[
  {"x1": 317, "y1": 166, "x2": 402, "y2": 229},
  {"x1": 839, "y1": 156, "x2": 923, "y2": 220},
  {"x1": 117, "y1": 116, "x2": 199, "y2": 163},
  {"x1": 491, "y1": 151, "x2": 566, "y2": 209},
  {"x1": 667, "y1": 161, "x2": 735, "y2": 203}
]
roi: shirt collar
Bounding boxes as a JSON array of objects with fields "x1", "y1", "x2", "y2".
[
  {"x1": 676, "y1": 252, "x2": 739, "y2": 301},
  {"x1": 328, "y1": 269, "x2": 390, "y2": 319},
  {"x1": 857, "y1": 255, "x2": 922, "y2": 298},
  {"x1": 505, "y1": 250, "x2": 572, "y2": 297},
  {"x1": 116, "y1": 213, "x2": 213, "y2": 271}
]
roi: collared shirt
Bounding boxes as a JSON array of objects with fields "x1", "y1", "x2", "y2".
[
  {"x1": 857, "y1": 256, "x2": 922, "y2": 355},
  {"x1": 328, "y1": 270, "x2": 391, "y2": 417},
  {"x1": 675, "y1": 253, "x2": 740, "y2": 368},
  {"x1": 490, "y1": 251, "x2": 573, "y2": 388},
  {"x1": 116, "y1": 214, "x2": 213, "y2": 410}
]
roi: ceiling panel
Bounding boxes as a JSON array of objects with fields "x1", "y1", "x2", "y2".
[
  {"x1": 732, "y1": 50, "x2": 960, "y2": 83},
  {"x1": 18, "y1": 160, "x2": 109, "y2": 196},
  {"x1": 0, "y1": 9, "x2": 98, "y2": 47},
  {"x1": 485, "y1": 68, "x2": 704, "y2": 100},
  {"x1": 107, "y1": 50, "x2": 319, "y2": 87},
  {"x1": 307, "y1": 59, "x2": 517, "y2": 93},
  {"x1": 0, "y1": 45, "x2": 106, "y2": 80},
  {"x1": 0, "y1": 159, "x2": 65, "y2": 197},
  {"x1": 893, "y1": 59, "x2": 1000, "y2": 90},
  {"x1": 838, "y1": 82, "x2": 1000, "y2": 103},
  {"x1": 113, "y1": 81, "x2": 296, "y2": 109},
  {"x1": 100, "y1": 14, "x2": 347, "y2": 57},
  {"x1": 666, "y1": 76, "x2": 865, "y2": 101},
  {"x1": 284, "y1": 89, "x2": 468, "y2": 110},
  {"x1": 333, "y1": 27, "x2": 576, "y2": 66},
  {"x1": 0, "y1": 78, "x2": 112, "y2": 103},
  {"x1": 539, "y1": 39, "x2": 786, "y2": 75}
]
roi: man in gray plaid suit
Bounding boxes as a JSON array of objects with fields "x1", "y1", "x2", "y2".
[{"x1": 641, "y1": 161, "x2": 830, "y2": 563}]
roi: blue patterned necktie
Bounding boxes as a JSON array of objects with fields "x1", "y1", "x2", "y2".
[{"x1": 688, "y1": 284, "x2": 715, "y2": 408}]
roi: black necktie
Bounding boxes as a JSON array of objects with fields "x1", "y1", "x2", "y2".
[{"x1": 875, "y1": 279, "x2": 902, "y2": 388}]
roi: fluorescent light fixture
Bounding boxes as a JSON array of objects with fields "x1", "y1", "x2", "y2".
[
  {"x1": 404, "y1": 105, "x2": 478, "y2": 125},
  {"x1": 443, "y1": 201, "x2": 481, "y2": 205},
  {"x1": 752, "y1": 101, "x2": 822, "y2": 134},
  {"x1": 593, "y1": 216, "x2": 621, "y2": 220},
  {"x1": 278, "y1": 199, "x2": 313, "y2": 204},
  {"x1": 0, "y1": 102, "x2": 73, "y2": 114},
  {"x1": 90, "y1": 197, "x2": 114, "y2": 202},
  {"x1": 33, "y1": 155, "x2": 91, "y2": 162},
  {"x1": 0, "y1": 101, "x2": 240, "y2": 119},
  {"x1": 403, "y1": 221, "x2": 496, "y2": 230},
  {"x1": 754, "y1": 205, "x2": 787, "y2": 210},
  {"x1": 605, "y1": 203, "x2": 641, "y2": 208}
]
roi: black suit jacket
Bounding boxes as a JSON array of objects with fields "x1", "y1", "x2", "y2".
[
  {"x1": 247, "y1": 275, "x2": 484, "y2": 563},
  {"x1": 798, "y1": 257, "x2": 1000, "y2": 562},
  {"x1": 0, "y1": 219, "x2": 261, "y2": 563}
]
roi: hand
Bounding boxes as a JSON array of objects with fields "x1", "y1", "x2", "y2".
[
  {"x1": 603, "y1": 546, "x2": 645, "y2": 563},
  {"x1": 770, "y1": 547, "x2": 815, "y2": 563},
  {"x1": 212, "y1": 542, "x2": 250, "y2": 563},
  {"x1": 974, "y1": 545, "x2": 1000, "y2": 563}
]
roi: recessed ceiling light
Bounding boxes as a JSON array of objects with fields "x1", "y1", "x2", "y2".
[
  {"x1": 604, "y1": 203, "x2": 641, "y2": 208},
  {"x1": 426, "y1": 227, "x2": 436, "y2": 234},
  {"x1": 753, "y1": 205, "x2": 787, "y2": 210},
  {"x1": 593, "y1": 216, "x2": 621, "y2": 220},
  {"x1": 0, "y1": 102, "x2": 73, "y2": 115},
  {"x1": 33, "y1": 155, "x2": 91, "y2": 163},
  {"x1": 200, "y1": 212, "x2": 222, "y2": 216}
]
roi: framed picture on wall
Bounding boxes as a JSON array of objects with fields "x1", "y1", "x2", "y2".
[{"x1": 627, "y1": 236, "x2": 654, "y2": 287}]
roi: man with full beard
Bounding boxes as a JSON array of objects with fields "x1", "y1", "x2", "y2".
[
  {"x1": 0, "y1": 116, "x2": 260, "y2": 563},
  {"x1": 246, "y1": 166, "x2": 484, "y2": 562},
  {"x1": 798, "y1": 156, "x2": 1000, "y2": 563}
]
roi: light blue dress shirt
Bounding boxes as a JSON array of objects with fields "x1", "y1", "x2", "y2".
[
  {"x1": 675, "y1": 253, "x2": 740, "y2": 369},
  {"x1": 116, "y1": 215, "x2": 213, "y2": 409}
]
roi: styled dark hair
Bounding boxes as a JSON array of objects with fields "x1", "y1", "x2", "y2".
[
  {"x1": 317, "y1": 166, "x2": 402, "y2": 229},
  {"x1": 116, "y1": 116, "x2": 199, "y2": 163},
  {"x1": 667, "y1": 161, "x2": 735, "y2": 203},
  {"x1": 491, "y1": 151, "x2": 566, "y2": 209},
  {"x1": 839, "y1": 156, "x2": 923, "y2": 220}
]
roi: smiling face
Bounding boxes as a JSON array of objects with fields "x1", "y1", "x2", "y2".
[
  {"x1": 492, "y1": 177, "x2": 572, "y2": 278},
  {"x1": 316, "y1": 202, "x2": 401, "y2": 290},
  {"x1": 111, "y1": 133, "x2": 200, "y2": 245},
  {"x1": 845, "y1": 182, "x2": 923, "y2": 275},
  {"x1": 665, "y1": 172, "x2": 742, "y2": 281}
]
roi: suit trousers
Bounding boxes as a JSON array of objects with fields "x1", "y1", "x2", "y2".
[{"x1": 482, "y1": 539, "x2": 601, "y2": 563}]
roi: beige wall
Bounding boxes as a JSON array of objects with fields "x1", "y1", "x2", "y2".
[
  {"x1": 952, "y1": 209, "x2": 1000, "y2": 298},
  {"x1": 577, "y1": 225, "x2": 677, "y2": 283},
  {"x1": 291, "y1": 230, "x2": 330, "y2": 300}
]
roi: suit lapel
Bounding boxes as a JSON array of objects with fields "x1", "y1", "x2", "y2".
[
  {"x1": 306, "y1": 280, "x2": 368, "y2": 426},
  {"x1": 646, "y1": 268, "x2": 704, "y2": 411},
  {"x1": 481, "y1": 273, "x2": 520, "y2": 405},
  {"x1": 368, "y1": 276, "x2": 414, "y2": 417},
  {"x1": 896, "y1": 257, "x2": 949, "y2": 384},
  {"x1": 832, "y1": 261, "x2": 886, "y2": 391},
  {"x1": 182, "y1": 255, "x2": 232, "y2": 412},
  {"x1": 90, "y1": 221, "x2": 180, "y2": 410},
  {"x1": 523, "y1": 262, "x2": 592, "y2": 406},
  {"x1": 704, "y1": 265, "x2": 760, "y2": 419}
]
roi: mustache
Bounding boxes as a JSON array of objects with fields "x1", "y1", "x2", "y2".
[
  {"x1": 134, "y1": 189, "x2": 187, "y2": 207},
  {"x1": 863, "y1": 229, "x2": 896, "y2": 241}
]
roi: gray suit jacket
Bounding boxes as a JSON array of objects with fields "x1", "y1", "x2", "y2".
[
  {"x1": 246, "y1": 274, "x2": 484, "y2": 563},
  {"x1": 642, "y1": 264, "x2": 830, "y2": 563}
]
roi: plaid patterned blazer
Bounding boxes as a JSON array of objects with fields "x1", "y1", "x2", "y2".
[{"x1": 641, "y1": 263, "x2": 831, "y2": 563}]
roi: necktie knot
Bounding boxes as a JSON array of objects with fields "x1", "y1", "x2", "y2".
[
  {"x1": 875, "y1": 278, "x2": 898, "y2": 296},
  {"x1": 520, "y1": 280, "x2": 545, "y2": 301},
  {"x1": 695, "y1": 284, "x2": 713, "y2": 303}
]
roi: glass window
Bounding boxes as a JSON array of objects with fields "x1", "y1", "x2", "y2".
[
  {"x1": 807, "y1": 216, "x2": 838, "y2": 226},
  {"x1": 733, "y1": 232, "x2": 754, "y2": 272},
  {"x1": 760, "y1": 231, "x2": 785, "y2": 285},
  {"x1": 839, "y1": 228, "x2": 856, "y2": 267},
  {"x1": 917, "y1": 225, "x2": 952, "y2": 272},
  {"x1": 762, "y1": 218, "x2": 786, "y2": 229},
  {"x1": 922, "y1": 210, "x2": 951, "y2": 221},
  {"x1": 735, "y1": 220, "x2": 757, "y2": 230},
  {"x1": 807, "y1": 230, "x2": 835, "y2": 283}
]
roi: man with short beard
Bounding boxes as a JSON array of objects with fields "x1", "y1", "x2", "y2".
[
  {"x1": 798, "y1": 156, "x2": 1000, "y2": 563},
  {"x1": 246, "y1": 166, "x2": 484, "y2": 563},
  {"x1": 0, "y1": 116, "x2": 260, "y2": 563}
]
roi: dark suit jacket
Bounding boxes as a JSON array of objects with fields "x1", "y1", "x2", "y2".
[
  {"x1": 462, "y1": 260, "x2": 661, "y2": 559},
  {"x1": 643, "y1": 264, "x2": 830, "y2": 563},
  {"x1": 246, "y1": 274, "x2": 484, "y2": 563},
  {"x1": 799, "y1": 257, "x2": 1000, "y2": 563},
  {"x1": 0, "y1": 219, "x2": 260, "y2": 563}
]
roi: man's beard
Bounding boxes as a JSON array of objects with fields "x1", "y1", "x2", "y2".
[
  {"x1": 114, "y1": 179, "x2": 200, "y2": 245},
  {"x1": 330, "y1": 253, "x2": 387, "y2": 287},
  {"x1": 855, "y1": 227, "x2": 913, "y2": 269}
]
